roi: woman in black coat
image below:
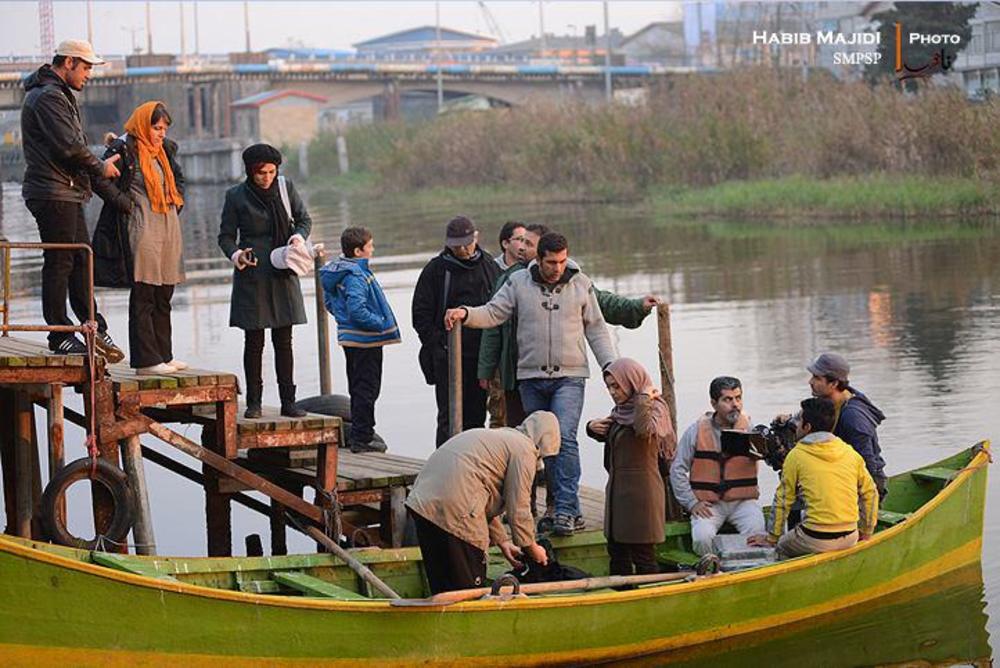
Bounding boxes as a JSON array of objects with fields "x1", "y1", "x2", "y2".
[{"x1": 218, "y1": 144, "x2": 311, "y2": 418}]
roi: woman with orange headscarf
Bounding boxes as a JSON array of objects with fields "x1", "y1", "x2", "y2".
[
  {"x1": 586, "y1": 357, "x2": 675, "y2": 578},
  {"x1": 92, "y1": 101, "x2": 186, "y2": 375}
]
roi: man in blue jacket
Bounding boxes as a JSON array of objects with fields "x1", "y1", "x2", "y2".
[
  {"x1": 320, "y1": 227, "x2": 401, "y2": 453},
  {"x1": 807, "y1": 352, "x2": 888, "y2": 500}
]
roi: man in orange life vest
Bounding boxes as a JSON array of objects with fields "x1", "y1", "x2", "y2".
[{"x1": 669, "y1": 376, "x2": 765, "y2": 555}]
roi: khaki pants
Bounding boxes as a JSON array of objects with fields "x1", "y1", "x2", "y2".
[{"x1": 776, "y1": 525, "x2": 858, "y2": 559}]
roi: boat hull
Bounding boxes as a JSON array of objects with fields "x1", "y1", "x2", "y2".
[{"x1": 0, "y1": 444, "x2": 989, "y2": 666}]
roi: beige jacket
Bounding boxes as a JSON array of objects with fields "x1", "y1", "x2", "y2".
[{"x1": 405, "y1": 412, "x2": 560, "y2": 551}]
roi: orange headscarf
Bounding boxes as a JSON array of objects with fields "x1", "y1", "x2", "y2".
[{"x1": 123, "y1": 101, "x2": 184, "y2": 214}]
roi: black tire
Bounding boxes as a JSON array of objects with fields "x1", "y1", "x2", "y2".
[
  {"x1": 295, "y1": 394, "x2": 388, "y2": 449},
  {"x1": 39, "y1": 458, "x2": 136, "y2": 551}
]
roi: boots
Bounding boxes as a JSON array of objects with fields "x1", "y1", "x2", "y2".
[
  {"x1": 279, "y1": 384, "x2": 307, "y2": 418},
  {"x1": 244, "y1": 382, "x2": 263, "y2": 419}
]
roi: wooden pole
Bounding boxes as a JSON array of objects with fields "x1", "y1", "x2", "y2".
[
  {"x1": 46, "y1": 383, "x2": 66, "y2": 525},
  {"x1": 13, "y1": 391, "x2": 32, "y2": 538},
  {"x1": 448, "y1": 321, "x2": 463, "y2": 438},
  {"x1": 313, "y1": 252, "x2": 332, "y2": 396},
  {"x1": 120, "y1": 435, "x2": 157, "y2": 555},
  {"x1": 656, "y1": 303, "x2": 677, "y2": 429},
  {"x1": 656, "y1": 303, "x2": 685, "y2": 522},
  {"x1": 395, "y1": 571, "x2": 697, "y2": 607},
  {"x1": 0, "y1": 388, "x2": 16, "y2": 534},
  {"x1": 303, "y1": 524, "x2": 400, "y2": 599}
]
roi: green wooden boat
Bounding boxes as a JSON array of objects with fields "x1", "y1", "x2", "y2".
[{"x1": 0, "y1": 442, "x2": 989, "y2": 666}]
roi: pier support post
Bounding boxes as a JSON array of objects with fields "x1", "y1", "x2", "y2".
[
  {"x1": 656, "y1": 303, "x2": 685, "y2": 522},
  {"x1": 314, "y1": 443, "x2": 340, "y2": 551},
  {"x1": 448, "y1": 322, "x2": 463, "y2": 438},
  {"x1": 120, "y1": 435, "x2": 157, "y2": 555},
  {"x1": 269, "y1": 498, "x2": 288, "y2": 556},
  {"x1": 46, "y1": 383, "x2": 66, "y2": 525},
  {"x1": 91, "y1": 375, "x2": 126, "y2": 552},
  {"x1": 13, "y1": 391, "x2": 32, "y2": 538},
  {"x1": 0, "y1": 388, "x2": 15, "y2": 534},
  {"x1": 203, "y1": 406, "x2": 234, "y2": 556}
]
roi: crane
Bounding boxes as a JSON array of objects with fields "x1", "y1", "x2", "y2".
[{"x1": 477, "y1": 1, "x2": 507, "y2": 45}]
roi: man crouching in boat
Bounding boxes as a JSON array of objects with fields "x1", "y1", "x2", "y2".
[
  {"x1": 405, "y1": 411, "x2": 560, "y2": 594},
  {"x1": 749, "y1": 398, "x2": 879, "y2": 558},
  {"x1": 670, "y1": 376, "x2": 766, "y2": 555}
]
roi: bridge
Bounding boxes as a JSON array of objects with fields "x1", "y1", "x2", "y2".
[{"x1": 0, "y1": 61, "x2": 687, "y2": 142}]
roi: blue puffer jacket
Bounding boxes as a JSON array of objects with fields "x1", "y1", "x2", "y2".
[{"x1": 320, "y1": 256, "x2": 401, "y2": 348}]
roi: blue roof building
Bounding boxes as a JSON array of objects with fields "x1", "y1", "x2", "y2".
[{"x1": 353, "y1": 26, "x2": 498, "y2": 60}]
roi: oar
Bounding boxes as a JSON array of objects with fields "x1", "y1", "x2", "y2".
[
  {"x1": 391, "y1": 571, "x2": 697, "y2": 607},
  {"x1": 303, "y1": 525, "x2": 401, "y2": 600}
]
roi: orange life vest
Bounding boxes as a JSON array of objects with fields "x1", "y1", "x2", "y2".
[{"x1": 690, "y1": 412, "x2": 759, "y2": 502}]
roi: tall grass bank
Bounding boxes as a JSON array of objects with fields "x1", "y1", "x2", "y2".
[{"x1": 308, "y1": 69, "x2": 1000, "y2": 217}]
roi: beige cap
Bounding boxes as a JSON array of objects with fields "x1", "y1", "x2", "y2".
[{"x1": 55, "y1": 39, "x2": 105, "y2": 65}]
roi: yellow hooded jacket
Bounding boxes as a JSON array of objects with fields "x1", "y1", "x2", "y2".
[{"x1": 768, "y1": 432, "x2": 878, "y2": 542}]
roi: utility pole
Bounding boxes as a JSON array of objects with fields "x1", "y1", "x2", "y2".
[
  {"x1": 194, "y1": 0, "x2": 200, "y2": 56},
  {"x1": 145, "y1": 0, "x2": 153, "y2": 54},
  {"x1": 538, "y1": 0, "x2": 546, "y2": 58},
  {"x1": 86, "y1": 0, "x2": 93, "y2": 44},
  {"x1": 244, "y1": 0, "x2": 251, "y2": 52},
  {"x1": 179, "y1": 2, "x2": 186, "y2": 60},
  {"x1": 603, "y1": 0, "x2": 612, "y2": 102},
  {"x1": 38, "y1": 0, "x2": 55, "y2": 58},
  {"x1": 436, "y1": 0, "x2": 443, "y2": 111}
]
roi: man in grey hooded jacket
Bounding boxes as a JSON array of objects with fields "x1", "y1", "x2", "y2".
[
  {"x1": 444, "y1": 232, "x2": 617, "y2": 538},
  {"x1": 406, "y1": 411, "x2": 560, "y2": 594}
]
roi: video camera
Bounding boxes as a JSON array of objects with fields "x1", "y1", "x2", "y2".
[{"x1": 721, "y1": 415, "x2": 800, "y2": 471}]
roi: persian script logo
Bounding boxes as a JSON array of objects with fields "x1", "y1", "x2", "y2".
[{"x1": 894, "y1": 22, "x2": 957, "y2": 82}]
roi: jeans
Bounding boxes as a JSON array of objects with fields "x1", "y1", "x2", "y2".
[
  {"x1": 518, "y1": 377, "x2": 585, "y2": 518},
  {"x1": 25, "y1": 199, "x2": 108, "y2": 346}
]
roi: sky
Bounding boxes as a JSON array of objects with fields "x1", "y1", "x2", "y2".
[{"x1": 1, "y1": 1, "x2": 686, "y2": 57}]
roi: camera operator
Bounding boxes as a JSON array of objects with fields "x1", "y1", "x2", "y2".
[
  {"x1": 669, "y1": 376, "x2": 765, "y2": 556},
  {"x1": 805, "y1": 353, "x2": 887, "y2": 501},
  {"x1": 749, "y1": 397, "x2": 879, "y2": 559}
]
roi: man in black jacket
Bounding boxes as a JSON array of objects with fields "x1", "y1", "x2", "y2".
[
  {"x1": 20, "y1": 40, "x2": 124, "y2": 359},
  {"x1": 412, "y1": 216, "x2": 501, "y2": 446}
]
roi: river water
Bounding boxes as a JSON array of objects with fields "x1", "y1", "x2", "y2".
[{"x1": 1, "y1": 181, "x2": 997, "y2": 663}]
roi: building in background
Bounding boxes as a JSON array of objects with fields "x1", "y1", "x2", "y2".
[
  {"x1": 954, "y1": 3, "x2": 1000, "y2": 98},
  {"x1": 231, "y1": 89, "x2": 328, "y2": 146},
  {"x1": 353, "y1": 26, "x2": 498, "y2": 61},
  {"x1": 620, "y1": 22, "x2": 686, "y2": 66}
]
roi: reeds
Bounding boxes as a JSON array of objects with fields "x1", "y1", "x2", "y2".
[{"x1": 314, "y1": 68, "x2": 1000, "y2": 198}]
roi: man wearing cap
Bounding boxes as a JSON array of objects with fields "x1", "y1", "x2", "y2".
[
  {"x1": 412, "y1": 216, "x2": 501, "y2": 446},
  {"x1": 805, "y1": 352, "x2": 888, "y2": 500},
  {"x1": 20, "y1": 40, "x2": 124, "y2": 359}
]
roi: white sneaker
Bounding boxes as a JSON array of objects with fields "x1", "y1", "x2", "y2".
[
  {"x1": 167, "y1": 359, "x2": 189, "y2": 370},
  {"x1": 137, "y1": 363, "x2": 175, "y2": 376}
]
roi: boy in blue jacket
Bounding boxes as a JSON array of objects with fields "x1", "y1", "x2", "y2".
[{"x1": 320, "y1": 227, "x2": 401, "y2": 453}]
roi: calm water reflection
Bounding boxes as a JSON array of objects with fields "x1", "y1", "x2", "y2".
[{"x1": 1, "y1": 181, "x2": 997, "y2": 661}]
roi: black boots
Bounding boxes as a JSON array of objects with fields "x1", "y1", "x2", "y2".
[
  {"x1": 279, "y1": 384, "x2": 307, "y2": 418},
  {"x1": 244, "y1": 382, "x2": 263, "y2": 419}
]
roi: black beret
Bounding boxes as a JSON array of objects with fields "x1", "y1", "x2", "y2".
[{"x1": 242, "y1": 143, "x2": 283, "y2": 172}]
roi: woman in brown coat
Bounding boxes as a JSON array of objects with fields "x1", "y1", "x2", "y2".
[{"x1": 587, "y1": 358, "x2": 675, "y2": 576}]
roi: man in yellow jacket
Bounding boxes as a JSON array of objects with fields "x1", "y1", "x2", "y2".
[{"x1": 749, "y1": 397, "x2": 878, "y2": 559}]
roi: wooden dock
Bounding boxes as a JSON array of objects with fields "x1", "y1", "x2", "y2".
[{"x1": 1, "y1": 333, "x2": 607, "y2": 558}]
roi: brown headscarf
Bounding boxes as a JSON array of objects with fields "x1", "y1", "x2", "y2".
[
  {"x1": 604, "y1": 358, "x2": 676, "y2": 460},
  {"x1": 123, "y1": 101, "x2": 184, "y2": 214}
]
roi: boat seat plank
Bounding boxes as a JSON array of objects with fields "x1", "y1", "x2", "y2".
[
  {"x1": 92, "y1": 552, "x2": 178, "y2": 581},
  {"x1": 238, "y1": 580, "x2": 282, "y2": 594},
  {"x1": 877, "y1": 509, "x2": 909, "y2": 526},
  {"x1": 273, "y1": 572, "x2": 368, "y2": 599},
  {"x1": 910, "y1": 467, "x2": 956, "y2": 484}
]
